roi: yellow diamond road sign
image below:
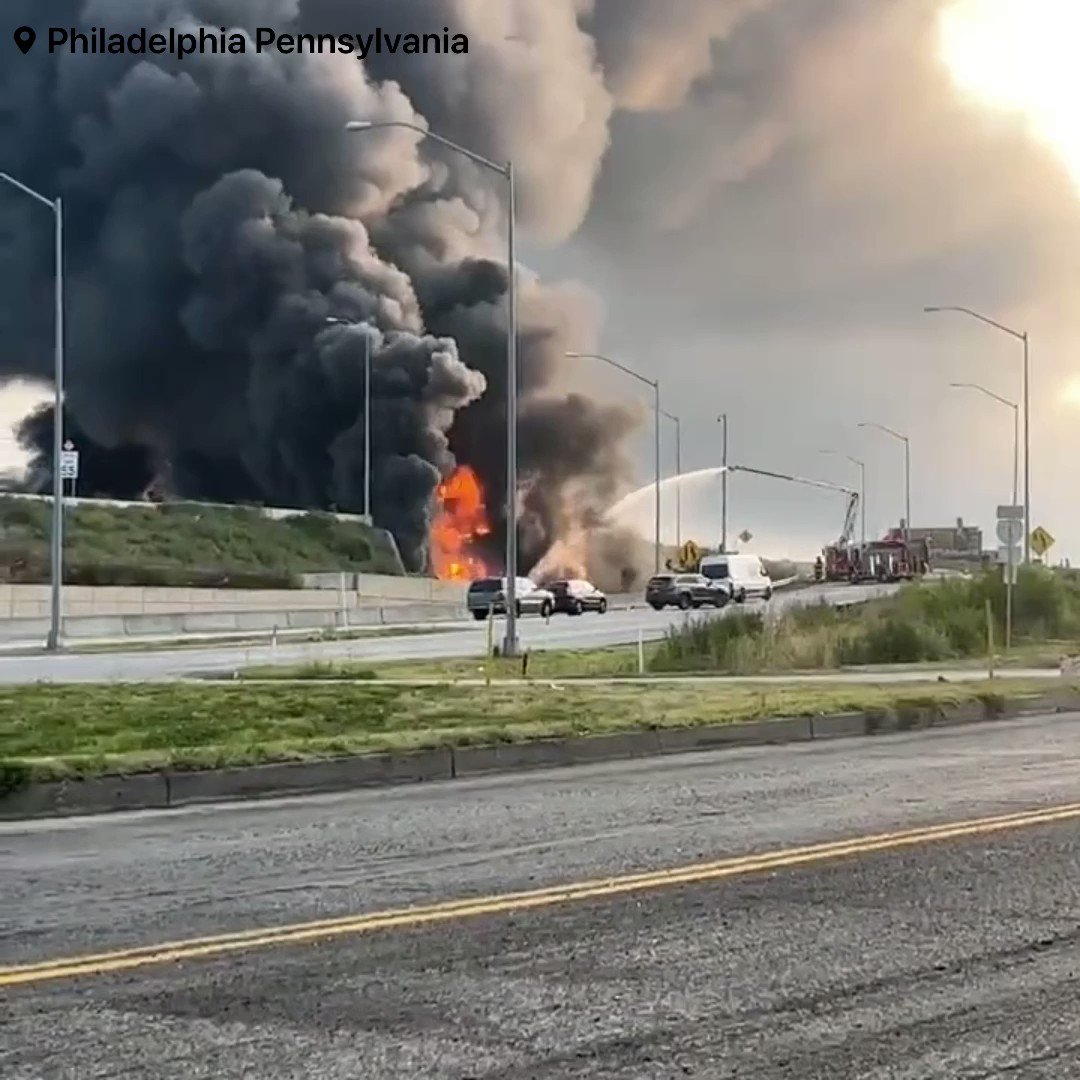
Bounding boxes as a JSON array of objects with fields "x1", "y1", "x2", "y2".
[
  {"x1": 678, "y1": 540, "x2": 701, "y2": 568},
  {"x1": 1031, "y1": 526, "x2": 1055, "y2": 557}
]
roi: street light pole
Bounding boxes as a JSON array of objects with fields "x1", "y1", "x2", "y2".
[
  {"x1": 924, "y1": 306, "x2": 1030, "y2": 562},
  {"x1": 718, "y1": 413, "x2": 728, "y2": 552},
  {"x1": 1023, "y1": 330, "x2": 1030, "y2": 563},
  {"x1": 326, "y1": 318, "x2": 373, "y2": 522},
  {"x1": 505, "y1": 160, "x2": 520, "y2": 651},
  {"x1": 949, "y1": 381, "x2": 1019, "y2": 650},
  {"x1": 948, "y1": 382, "x2": 1019, "y2": 506},
  {"x1": 661, "y1": 409, "x2": 681, "y2": 549},
  {"x1": 567, "y1": 351, "x2": 661, "y2": 573},
  {"x1": 859, "y1": 423, "x2": 910, "y2": 541},
  {"x1": 1, "y1": 173, "x2": 64, "y2": 652},
  {"x1": 364, "y1": 330, "x2": 371, "y2": 522},
  {"x1": 346, "y1": 120, "x2": 519, "y2": 653},
  {"x1": 821, "y1": 451, "x2": 866, "y2": 545}
]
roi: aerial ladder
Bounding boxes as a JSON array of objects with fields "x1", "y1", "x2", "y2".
[
  {"x1": 668, "y1": 464, "x2": 859, "y2": 577},
  {"x1": 721, "y1": 466, "x2": 859, "y2": 582}
]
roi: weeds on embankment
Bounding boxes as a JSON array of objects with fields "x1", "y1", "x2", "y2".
[
  {"x1": 652, "y1": 566, "x2": 1080, "y2": 674},
  {"x1": 0, "y1": 497, "x2": 400, "y2": 586}
]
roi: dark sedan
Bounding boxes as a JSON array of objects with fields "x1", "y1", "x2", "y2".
[{"x1": 548, "y1": 579, "x2": 608, "y2": 615}]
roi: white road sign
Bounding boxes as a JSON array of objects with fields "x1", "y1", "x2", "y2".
[
  {"x1": 996, "y1": 504, "x2": 1024, "y2": 546},
  {"x1": 996, "y1": 518, "x2": 1023, "y2": 545},
  {"x1": 59, "y1": 449, "x2": 79, "y2": 480}
]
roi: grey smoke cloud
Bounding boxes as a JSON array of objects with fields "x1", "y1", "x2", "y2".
[
  {"x1": 0, "y1": 0, "x2": 631, "y2": 572},
  {"x1": 6, "y1": 0, "x2": 1080, "y2": 569},
  {"x1": 586, "y1": 0, "x2": 771, "y2": 112}
]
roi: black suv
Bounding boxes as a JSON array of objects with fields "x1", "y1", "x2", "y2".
[{"x1": 645, "y1": 573, "x2": 729, "y2": 611}]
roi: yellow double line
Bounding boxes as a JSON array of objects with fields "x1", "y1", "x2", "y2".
[{"x1": 4, "y1": 800, "x2": 1080, "y2": 989}]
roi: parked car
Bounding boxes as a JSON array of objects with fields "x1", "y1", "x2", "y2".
[
  {"x1": 645, "y1": 573, "x2": 730, "y2": 611},
  {"x1": 466, "y1": 577, "x2": 555, "y2": 620},
  {"x1": 699, "y1": 553, "x2": 773, "y2": 602},
  {"x1": 548, "y1": 579, "x2": 608, "y2": 615}
]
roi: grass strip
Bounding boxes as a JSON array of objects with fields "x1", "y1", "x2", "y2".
[
  {"x1": 240, "y1": 645, "x2": 646, "y2": 682},
  {"x1": 0, "y1": 679, "x2": 1065, "y2": 795},
  {"x1": 238, "y1": 636, "x2": 1072, "y2": 684}
]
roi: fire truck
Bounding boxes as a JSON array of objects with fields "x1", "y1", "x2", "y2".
[
  {"x1": 852, "y1": 531, "x2": 931, "y2": 582},
  {"x1": 820, "y1": 533, "x2": 932, "y2": 584}
]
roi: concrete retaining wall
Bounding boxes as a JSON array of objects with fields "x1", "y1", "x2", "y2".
[
  {"x1": 0, "y1": 575, "x2": 467, "y2": 620},
  {"x1": 0, "y1": 601, "x2": 464, "y2": 643},
  {"x1": 300, "y1": 573, "x2": 468, "y2": 605}
]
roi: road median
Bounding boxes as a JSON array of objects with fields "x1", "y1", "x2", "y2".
[{"x1": 2, "y1": 679, "x2": 1078, "y2": 820}]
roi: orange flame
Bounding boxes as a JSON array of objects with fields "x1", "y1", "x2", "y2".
[{"x1": 430, "y1": 465, "x2": 492, "y2": 581}]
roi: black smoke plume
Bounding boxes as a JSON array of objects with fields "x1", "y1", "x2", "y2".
[{"x1": 0, "y1": 0, "x2": 635, "y2": 573}]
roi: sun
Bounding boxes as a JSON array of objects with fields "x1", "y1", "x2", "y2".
[
  {"x1": 1062, "y1": 377, "x2": 1080, "y2": 407},
  {"x1": 938, "y1": 0, "x2": 1080, "y2": 189}
]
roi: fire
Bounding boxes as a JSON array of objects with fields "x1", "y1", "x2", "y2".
[{"x1": 430, "y1": 465, "x2": 492, "y2": 581}]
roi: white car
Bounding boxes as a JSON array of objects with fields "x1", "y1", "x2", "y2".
[{"x1": 699, "y1": 553, "x2": 773, "y2": 603}]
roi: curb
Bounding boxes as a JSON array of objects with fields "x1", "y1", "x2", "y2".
[{"x1": 3, "y1": 690, "x2": 1079, "y2": 821}]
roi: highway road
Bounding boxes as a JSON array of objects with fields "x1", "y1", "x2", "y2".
[
  {"x1": 4, "y1": 710, "x2": 1080, "y2": 1077},
  {"x1": 0, "y1": 582, "x2": 892, "y2": 683}
]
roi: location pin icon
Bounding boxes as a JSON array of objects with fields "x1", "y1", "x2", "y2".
[{"x1": 13, "y1": 26, "x2": 36, "y2": 55}]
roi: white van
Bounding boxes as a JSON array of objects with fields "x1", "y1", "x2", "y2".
[{"x1": 699, "y1": 553, "x2": 773, "y2": 603}]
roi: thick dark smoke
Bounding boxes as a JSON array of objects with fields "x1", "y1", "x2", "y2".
[{"x1": 0, "y1": 0, "x2": 634, "y2": 572}]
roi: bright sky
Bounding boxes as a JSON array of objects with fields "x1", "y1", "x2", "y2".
[
  {"x1": 0, "y1": 380, "x2": 50, "y2": 477},
  {"x1": 940, "y1": 0, "x2": 1080, "y2": 197},
  {"x1": 938, "y1": 0, "x2": 1080, "y2": 427}
]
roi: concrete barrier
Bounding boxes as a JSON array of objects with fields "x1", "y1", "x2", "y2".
[
  {"x1": 0, "y1": 574, "x2": 467, "y2": 620},
  {"x1": 0, "y1": 599, "x2": 465, "y2": 644},
  {"x1": 302, "y1": 572, "x2": 467, "y2": 606},
  {"x1": 231, "y1": 611, "x2": 284, "y2": 633},
  {"x1": 454, "y1": 731, "x2": 663, "y2": 777},
  {"x1": 0, "y1": 772, "x2": 170, "y2": 820},
  {"x1": 808, "y1": 713, "x2": 869, "y2": 739},
  {"x1": 63, "y1": 616, "x2": 128, "y2": 640},
  {"x1": 167, "y1": 749, "x2": 454, "y2": 807},
  {"x1": 657, "y1": 718, "x2": 812, "y2": 754}
]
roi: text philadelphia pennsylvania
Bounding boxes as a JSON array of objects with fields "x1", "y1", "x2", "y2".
[{"x1": 47, "y1": 26, "x2": 470, "y2": 61}]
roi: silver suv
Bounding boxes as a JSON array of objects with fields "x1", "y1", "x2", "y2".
[{"x1": 467, "y1": 577, "x2": 555, "y2": 621}]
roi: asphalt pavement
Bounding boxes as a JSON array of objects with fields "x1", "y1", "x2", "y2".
[
  {"x1": 0, "y1": 582, "x2": 893, "y2": 683},
  {"x1": 4, "y1": 710, "x2": 1080, "y2": 1076}
]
